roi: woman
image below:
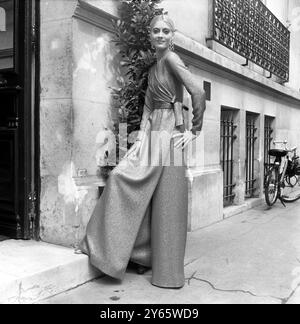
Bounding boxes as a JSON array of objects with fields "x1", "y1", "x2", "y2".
[{"x1": 79, "y1": 14, "x2": 206, "y2": 289}]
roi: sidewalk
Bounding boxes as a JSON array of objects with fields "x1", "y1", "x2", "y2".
[
  {"x1": 40, "y1": 200, "x2": 300, "y2": 304},
  {"x1": 0, "y1": 240, "x2": 101, "y2": 304}
]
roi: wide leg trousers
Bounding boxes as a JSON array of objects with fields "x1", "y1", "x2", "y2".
[
  {"x1": 79, "y1": 163, "x2": 188, "y2": 288},
  {"x1": 79, "y1": 112, "x2": 188, "y2": 288}
]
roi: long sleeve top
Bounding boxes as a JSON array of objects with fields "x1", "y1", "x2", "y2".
[{"x1": 165, "y1": 52, "x2": 206, "y2": 135}]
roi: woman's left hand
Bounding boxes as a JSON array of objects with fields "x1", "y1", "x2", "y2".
[{"x1": 172, "y1": 130, "x2": 198, "y2": 150}]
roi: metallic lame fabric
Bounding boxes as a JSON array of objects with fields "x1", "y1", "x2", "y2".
[{"x1": 79, "y1": 51, "x2": 203, "y2": 288}]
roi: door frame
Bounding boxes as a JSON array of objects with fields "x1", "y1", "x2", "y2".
[
  {"x1": 0, "y1": 0, "x2": 40, "y2": 239},
  {"x1": 23, "y1": 0, "x2": 41, "y2": 240},
  {"x1": 32, "y1": 0, "x2": 40, "y2": 240}
]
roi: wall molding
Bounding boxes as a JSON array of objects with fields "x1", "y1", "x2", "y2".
[
  {"x1": 175, "y1": 35, "x2": 300, "y2": 106},
  {"x1": 73, "y1": 0, "x2": 116, "y2": 33},
  {"x1": 187, "y1": 167, "x2": 223, "y2": 179}
]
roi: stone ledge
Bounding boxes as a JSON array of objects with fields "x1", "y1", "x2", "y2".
[
  {"x1": 74, "y1": 175, "x2": 106, "y2": 189},
  {"x1": 0, "y1": 240, "x2": 102, "y2": 304},
  {"x1": 223, "y1": 198, "x2": 265, "y2": 219},
  {"x1": 175, "y1": 33, "x2": 300, "y2": 105},
  {"x1": 187, "y1": 166, "x2": 222, "y2": 179}
]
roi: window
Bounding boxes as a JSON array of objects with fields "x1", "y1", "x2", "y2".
[
  {"x1": 245, "y1": 112, "x2": 259, "y2": 198},
  {"x1": 220, "y1": 108, "x2": 238, "y2": 206}
]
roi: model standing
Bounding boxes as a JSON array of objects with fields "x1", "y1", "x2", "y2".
[{"x1": 79, "y1": 14, "x2": 206, "y2": 289}]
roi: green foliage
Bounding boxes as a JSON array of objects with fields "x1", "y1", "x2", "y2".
[{"x1": 111, "y1": 0, "x2": 164, "y2": 135}]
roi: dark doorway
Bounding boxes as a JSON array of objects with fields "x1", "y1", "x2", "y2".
[{"x1": 0, "y1": 0, "x2": 39, "y2": 239}]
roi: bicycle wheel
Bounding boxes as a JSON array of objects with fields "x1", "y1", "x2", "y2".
[
  {"x1": 281, "y1": 175, "x2": 300, "y2": 203},
  {"x1": 264, "y1": 166, "x2": 279, "y2": 206}
]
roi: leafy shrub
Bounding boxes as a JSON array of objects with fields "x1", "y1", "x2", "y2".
[
  {"x1": 100, "y1": 0, "x2": 165, "y2": 179},
  {"x1": 112, "y1": 0, "x2": 164, "y2": 132}
]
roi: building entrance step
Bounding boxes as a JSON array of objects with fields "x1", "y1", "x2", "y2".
[{"x1": 0, "y1": 240, "x2": 101, "y2": 304}]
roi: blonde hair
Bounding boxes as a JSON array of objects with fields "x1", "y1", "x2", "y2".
[{"x1": 150, "y1": 14, "x2": 176, "y2": 33}]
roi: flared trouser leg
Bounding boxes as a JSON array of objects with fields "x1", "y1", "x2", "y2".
[
  {"x1": 151, "y1": 165, "x2": 188, "y2": 288},
  {"x1": 130, "y1": 204, "x2": 152, "y2": 267},
  {"x1": 79, "y1": 163, "x2": 164, "y2": 280}
]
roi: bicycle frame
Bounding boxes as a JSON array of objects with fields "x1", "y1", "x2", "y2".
[
  {"x1": 279, "y1": 155, "x2": 289, "y2": 183},
  {"x1": 265, "y1": 140, "x2": 300, "y2": 207},
  {"x1": 273, "y1": 141, "x2": 297, "y2": 182}
]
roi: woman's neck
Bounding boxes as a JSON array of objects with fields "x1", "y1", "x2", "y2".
[{"x1": 156, "y1": 49, "x2": 170, "y2": 62}]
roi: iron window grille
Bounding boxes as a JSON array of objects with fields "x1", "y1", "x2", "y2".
[
  {"x1": 211, "y1": 0, "x2": 290, "y2": 82},
  {"x1": 264, "y1": 116, "x2": 274, "y2": 177},
  {"x1": 221, "y1": 110, "x2": 237, "y2": 206},
  {"x1": 245, "y1": 113, "x2": 258, "y2": 198}
]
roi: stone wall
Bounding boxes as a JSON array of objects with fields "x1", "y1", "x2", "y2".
[
  {"x1": 40, "y1": 0, "x2": 120, "y2": 245},
  {"x1": 40, "y1": 0, "x2": 77, "y2": 245}
]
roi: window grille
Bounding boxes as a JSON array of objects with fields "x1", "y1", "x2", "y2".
[
  {"x1": 264, "y1": 116, "x2": 274, "y2": 177},
  {"x1": 245, "y1": 113, "x2": 258, "y2": 197},
  {"x1": 221, "y1": 110, "x2": 237, "y2": 206},
  {"x1": 211, "y1": 0, "x2": 290, "y2": 82}
]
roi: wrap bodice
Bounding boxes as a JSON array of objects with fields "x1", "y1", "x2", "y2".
[
  {"x1": 148, "y1": 57, "x2": 184, "y2": 105},
  {"x1": 140, "y1": 51, "x2": 206, "y2": 136}
]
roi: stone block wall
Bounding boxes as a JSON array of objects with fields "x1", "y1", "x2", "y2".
[
  {"x1": 40, "y1": 0, "x2": 119, "y2": 246},
  {"x1": 40, "y1": 0, "x2": 78, "y2": 245}
]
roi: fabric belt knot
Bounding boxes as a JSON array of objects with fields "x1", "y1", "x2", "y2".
[{"x1": 153, "y1": 97, "x2": 184, "y2": 127}]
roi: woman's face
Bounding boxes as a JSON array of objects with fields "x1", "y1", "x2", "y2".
[{"x1": 150, "y1": 20, "x2": 174, "y2": 51}]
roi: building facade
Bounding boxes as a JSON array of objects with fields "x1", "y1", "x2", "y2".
[{"x1": 0, "y1": 0, "x2": 300, "y2": 246}]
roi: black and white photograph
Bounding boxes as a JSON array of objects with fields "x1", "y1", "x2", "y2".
[{"x1": 0, "y1": 0, "x2": 300, "y2": 306}]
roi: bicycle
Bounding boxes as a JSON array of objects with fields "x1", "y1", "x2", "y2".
[{"x1": 264, "y1": 140, "x2": 300, "y2": 207}]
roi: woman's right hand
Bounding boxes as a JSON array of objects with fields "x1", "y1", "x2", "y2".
[{"x1": 172, "y1": 130, "x2": 199, "y2": 150}]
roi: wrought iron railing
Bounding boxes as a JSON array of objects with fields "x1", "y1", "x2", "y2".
[
  {"x1": 211, "y1": 0, "x2": 290, "y2": 82},
  {"x1": 221, "y1": 109, "x2": 237, "y2": 206}
]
